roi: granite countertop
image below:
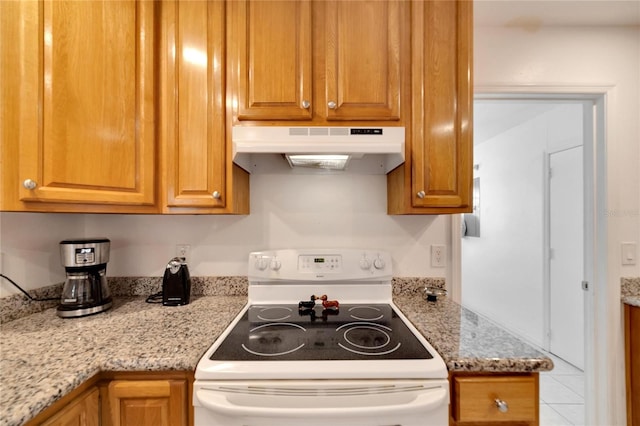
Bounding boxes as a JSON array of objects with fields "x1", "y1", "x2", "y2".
[
  {"x1": 0, "y1": 285, "x2": 553, "y2": 426},
  {"x1": 0, "y1": 296, "x2": 246, "y2": 426},
  {"x1": 621, "y1": 277, "x2": 640, "y2": 307},
  {"x1": 395, "y1": 296, "x2": 553, "y2": 372}
]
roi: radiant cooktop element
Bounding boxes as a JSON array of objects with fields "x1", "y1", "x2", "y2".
[{"x1": 209, "y1": 303, "x2": 434, "y2": 361}]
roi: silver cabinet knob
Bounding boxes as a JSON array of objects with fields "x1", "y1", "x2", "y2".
[
  {"x1": 417, "y1": 190, "x2": 426, "y2": 199},
  {"x1": 494, "y1": 399, "x2": 509, "y2": 413},
  {"x1": 212, "y1": 191, "x2": 221, "y2": 199},
  {"x1": 23, "y1": 179, "x2": 37, "y2": 190},
  {"x1": 327, "y1": 101, "x2": 337, "y2": 109},
  {"x1": 301, "y1": 100, "x2": 310, "y2": 109}
]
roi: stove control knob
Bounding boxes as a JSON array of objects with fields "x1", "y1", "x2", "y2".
[
  {"x1": 373, "y1": 257, "x2": 386, "y2": 270},
  {"x1": 255, "y1": 257, "x2": 269, "y2": 271},
  {"x1": 359, "y1": 257, "x2": 371, "y2": 270},
  {"x1": 270, "y1": 258, "x2": 282, "y2": 271}
]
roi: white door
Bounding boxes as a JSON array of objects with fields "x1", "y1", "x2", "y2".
[{"x1": 548, "y1": 145, "x2": 584, "y2": 370}]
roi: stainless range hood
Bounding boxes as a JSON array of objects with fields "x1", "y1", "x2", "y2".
[{"x1": 232, "y1": 126, "x2": 405, "y2": 173}]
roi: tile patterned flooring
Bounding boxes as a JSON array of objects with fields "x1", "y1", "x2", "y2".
[{"x1": 539, "y1": 352, "x2": 585, "y2": 425}]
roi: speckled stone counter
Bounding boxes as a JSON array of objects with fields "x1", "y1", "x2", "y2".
[
  {"x1": 1, "y1": 276, "x2": 552, "y2": 426},
  {"x1": 0, "y1": 296, "x2": 246, "y2": 426},
  {"x1": 394, "y1": 296, "x2": 553, "y2": 373},
  {"x1": 621, "y1": 277, "x2": 640, "y2": 307}
]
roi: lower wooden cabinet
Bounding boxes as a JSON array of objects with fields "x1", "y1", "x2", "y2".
[
  {"x1": 40, "y1": 387, "x2": 100, "y2": 426},
  {"x1": 625, "y1": 303, "x2": 640, "y2": 426},
  {"x1": 449, "y1": 372, "x2": 539, "y2": 425},
  {"x1": 25, "y1": 371, "x2": 193, "y2": 426},
  {"x1": 102, "y1": 377, "x2": 189, "y2": 426}
]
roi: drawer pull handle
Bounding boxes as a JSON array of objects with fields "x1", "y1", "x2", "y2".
[{"x1": 495, "y1": 398, "x2": 509, "y2": 413}]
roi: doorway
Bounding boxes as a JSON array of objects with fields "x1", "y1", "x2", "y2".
[
  {"x1": 454, "y1": 90, "x2": 609, "y2": 425},
  {"x1": 461, "y1": 100, "x2": 587, "y2": 361}
]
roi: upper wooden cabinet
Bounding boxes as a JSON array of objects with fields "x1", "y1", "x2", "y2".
[
  {"x1": 1, "y1": 0, "x2": 471, "y2": 216},
  {"x1": 227, "y1": 0, "x2": 408, "y2": 124},
  {"x1": 387, "y1": 0, "x2": 473, "y2": 214},
  {"x1": 159, "y1": 0, "x2": 249, "y2": 214},
  {"x1": 0, "y1": 0, "x2": 158, "y2": 213}
]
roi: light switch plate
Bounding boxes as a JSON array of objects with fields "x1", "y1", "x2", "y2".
[{"x1": 622, "y1": 242, "x2": 637, "y2": 265}]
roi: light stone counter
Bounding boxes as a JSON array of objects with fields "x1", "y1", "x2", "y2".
[
  {"x1": 394, "y1": 296, "x2": 553, "y2": 372},
  {"x1": 1, "y1": 276, "x2": 553, "y2": 426},
  {"x1": 0, "y1": 296, "x2": 246, "y2": 426},
  {"x1": 622, "y1": 277, "x2": 640, "y2": 307}
]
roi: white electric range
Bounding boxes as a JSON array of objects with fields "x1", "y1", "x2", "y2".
[{"x1": 194, "y1": 249, "x2": 448, "y2": 426}]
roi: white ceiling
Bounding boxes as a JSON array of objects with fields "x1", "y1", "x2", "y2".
[
  {"x1": 475, "y1": 0, "x2": 640, "y2": 28},
  {"x1": 474, "y1": 101, "x2": 561, "y2": 145}
]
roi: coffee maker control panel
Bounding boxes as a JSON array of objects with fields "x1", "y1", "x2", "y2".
[
  {"x1": 75, "y1": 248, "x2": 96, "y2": 264},
  {"x1": 60, "y1": 238, "x2": 110, "y2": 268}
]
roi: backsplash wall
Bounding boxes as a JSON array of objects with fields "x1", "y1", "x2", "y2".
[{"x1": 0, "y1": 171, "x2": 451, "y2": 298}]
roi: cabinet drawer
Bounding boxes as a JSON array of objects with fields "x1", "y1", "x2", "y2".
[{"x1": 452, "y1": 375, "x2": 537, "y2": 423}]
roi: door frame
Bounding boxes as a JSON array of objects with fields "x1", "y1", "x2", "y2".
[{"x1": 451, "y1": 85, "x2": 612, "y2": 425}]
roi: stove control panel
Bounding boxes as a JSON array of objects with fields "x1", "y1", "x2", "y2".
[
  {"x1": 248, "y1": 249, "x2": 392, "y2": 282},
  {"x1": 299, "y1": 254, "x2": 342, "y2": 272}
]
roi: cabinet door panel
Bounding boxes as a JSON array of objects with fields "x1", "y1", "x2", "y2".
[
  {"x1": 163, "y1": 0, "x2": 226, "y2": 208},
  {"x1": 411, "y1": 0, "x2": 472, "y2": 209},
  {"x1": 230, "y1": 0, "x2": 312, "y2": 121},
  {"x1": 108, "y1": 380, "x2": 187, "y2": 426},
  {"x1": 41, "y1": 388, "x2": 99, "y2": 426},
  {"x1": 324, "y1": 0, "x2": 402, "y2": 120},
  {"x1": 17, "y1": 0, "x2": 156, "y2": 206}
]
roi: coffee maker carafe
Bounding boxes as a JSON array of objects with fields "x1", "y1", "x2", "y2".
[{"x1": 57, "y1": 238, "x2": 113, "y2": 318}]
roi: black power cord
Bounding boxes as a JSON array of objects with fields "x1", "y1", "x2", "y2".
[
  {"x1": 145, "y1": 291, "x2": 163, "y2": 304},
  {"x1": 0, "y1": 273, "x2": 59, "y2": 302}
]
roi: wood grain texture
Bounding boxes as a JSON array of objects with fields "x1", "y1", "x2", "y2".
[
  {"x1": 231, "y1": 0, "x2": 313, "y2": 121},
  {"x1": 40, "y1": 388, "x2": 99, "y2": 426},
  {"x1": 161, "y1": 0, "x2": 231, "y2": 211},
  {"x1": 626, "y1": 304, "x2": 640, "y2": 426},
  {"x1": 324, "y1": 0, "x2": 401, "y2": 120},
  {"x1": 450, "y1": 373, "x2": 539, "y2": 425},
  {"x1": 107, "y1": 379, "x2": 188, "y2": 426},
  {"x1": 388, "y1": 0, "x2": 473, "y2": 214},
  {"x1": 16, "y1": 0, "x2": 157, "y2": 206}
]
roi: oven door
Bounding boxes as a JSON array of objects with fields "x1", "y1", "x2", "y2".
[{"x1": 194, "y1": 379, "x2": 449, "y2": 426}]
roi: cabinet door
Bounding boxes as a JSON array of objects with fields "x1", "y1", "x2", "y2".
[
  {"x1": 41, "y1": 388, "x2": 99, "y2": 426},
  {"x1": 411, "y1": 0, "x2": 472, "y2": 210},
  {"x1": 323, "y1": 0, "x2": 403, "y2": 121},
  {"x1": 626, "y1": 304, "x2": 640, "y2": 426},
  {"x1": 107, "y1": 380, "x2": 188, "y2": 426},
  {"x1": 12, "y1": 0, "x2": 156, "y2": 207},
  {"x1": 229, "y1": 0, "x2": 313, "y2": 121},
  {"x1": 161, "y1": 0, "x2": 227, "y2": 210},
  {"x1": 387, "y1": 0, "x2": 472, "y2": 214}
]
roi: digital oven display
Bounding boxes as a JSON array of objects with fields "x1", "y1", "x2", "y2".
[{"x1": 299, "y1": 255, "x2": 342, "y2": 272}]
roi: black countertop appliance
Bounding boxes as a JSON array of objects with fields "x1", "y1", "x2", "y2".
[{"x1": 162, "y1": 257, "x2": 191, "y2": 306}]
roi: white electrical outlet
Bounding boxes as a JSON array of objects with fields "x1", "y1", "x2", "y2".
[
  {"x1": 431, "y1": 245, "x2": 445, "y2": 267},
  {"x1": 176, "y1": 244, "x2": 191, "y2": 263}
]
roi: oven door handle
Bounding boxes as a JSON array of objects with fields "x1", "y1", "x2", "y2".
[{"x1": 195, "y1": 386, "x2": 447, "y2": 418}]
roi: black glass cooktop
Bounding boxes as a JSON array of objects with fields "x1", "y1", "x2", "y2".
[{"x1": 209, "y1": 304, "x2": 434, "y2": 361}]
